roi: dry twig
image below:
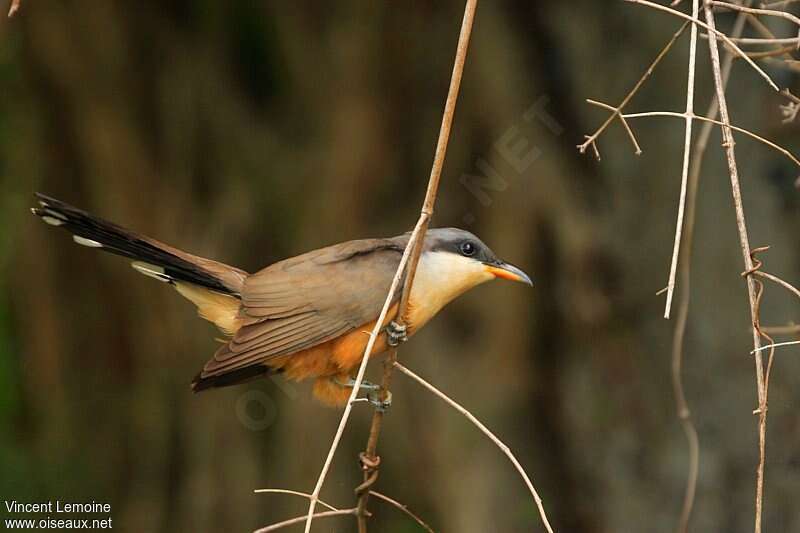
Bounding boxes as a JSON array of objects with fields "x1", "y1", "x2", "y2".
[
  {"x1": 664, "y1": 0, "x2": 700, "y2": 320},
  {"x1": 578, "y1": 23, "x2": 689, "y2": 158},
  {"x1": 368, "y1": 491, "x2": 436, "y2": 533},
  {"x1": 253, "y1": 2, "x2": 552, "y2": 532},
  {"x1": 668, "y1": 7, "x2": 752, "y2": 530},
  {"x1": 394, "y1": 362, "x2": 555, "y2": 533},
  {"x1": 253, "y1": 489, "x2": 339, "y2": 512},
  {"x1": 625, "y1": 0, "x2": 780, "y2": 90},
  {"x1": 254, "y1": 510, "x2": 357, "y2": 533},
  {"x1": 703, "y1": 5, "x2": 769, "y2": 532},
  {"x1": 595, "y1": 108, "x2": 800, "y2": 168},
  {"x1": 353, "y1": 1, "x2": 479, "y2": 531}
]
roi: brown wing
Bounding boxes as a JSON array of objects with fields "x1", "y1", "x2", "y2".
[{"x1": 198, "y1": 238, "x2": 405, "y2": 377}]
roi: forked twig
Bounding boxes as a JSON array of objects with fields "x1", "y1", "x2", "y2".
[
  {"x1": 626, "y1": 0, "x2": 781, "y2": 90},
  {"x1": 578, "y1": 22, "x2": 689, "y2": 158},
  {"x1": 586, "y1": 98, "x2": 800, "y2": 168}
]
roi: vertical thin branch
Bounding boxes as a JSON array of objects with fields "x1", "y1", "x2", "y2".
[
  {"x1": 301, "y1": 2, "x2": 479, "y2": 533},
  {"x1": 702, "y1": 4, "x2": 768, "y2": 532},
  {"x1": 671, "y1": 6, "x2": 751, "y2": 531},
  {"x1": 356, "y1": 2, "x2": 479, "y2": 531},
  {"x1": 300, "y1": 216, "x2": 422, "y2": 533},
  {"x1": 664, "y1": 0, "x2": 699, "y2": 319}
]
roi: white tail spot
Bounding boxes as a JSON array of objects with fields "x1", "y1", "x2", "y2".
[
  {"x1": 131, "y1": 261, "x2": 171, "y2": 283},
  {"x1": 41, "y1": 215, "x2": 64, "y2": 226},
  {"x1": 73, "y1": 236, "x2": 103, "y2": 248}
]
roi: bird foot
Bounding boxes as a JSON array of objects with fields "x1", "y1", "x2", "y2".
[
  {"x1": 335, "y1": 376, "x2": 380, "y2": 392},
  {"x1": 333, "y1": 377, "x2": 392, "y2": 411},
  {"x1": 385, "y1": 320, "x2": 408, "y2": 347},
  {"x1": 367, "y1": 388, "x2": 392, "y2": 412}
]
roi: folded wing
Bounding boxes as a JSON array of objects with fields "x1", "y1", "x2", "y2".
[{"x1": 195, "y1": 238, "x2": 405, "y2": 384}]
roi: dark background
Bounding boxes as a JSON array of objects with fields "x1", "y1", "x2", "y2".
[{"x1": 1, "y1": 1, "x2": 799, "y2": 532}]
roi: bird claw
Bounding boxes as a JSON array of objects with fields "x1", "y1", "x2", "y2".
[
  {"x1": 335, "y1": 376, "x2": 380, "y2": 392},
  {"x1": 333, "y1": 377, "x2": 391, "y2": 411},
  {"x1": 385, "y1": 320, "x2": 408, "y2": 347},
  {"x1": 367, "y1": 388, "x2": 392, "y2": 412}
]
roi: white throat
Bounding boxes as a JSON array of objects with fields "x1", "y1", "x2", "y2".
[{"x1": 407, "y1": 250, "x2": 494, "y2": 331}]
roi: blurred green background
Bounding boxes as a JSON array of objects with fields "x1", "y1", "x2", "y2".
[{"x1": 1, "y1": 1, "x2": 800, "y2": 532}]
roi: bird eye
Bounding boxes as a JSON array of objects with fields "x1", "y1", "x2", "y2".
[{"x1": 460, "y1": 241, "x2": 476, "y2": 257}]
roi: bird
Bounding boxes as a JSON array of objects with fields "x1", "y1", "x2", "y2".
[{"x1": 31, "y1": 193, "x2": 532, "y2": 407}]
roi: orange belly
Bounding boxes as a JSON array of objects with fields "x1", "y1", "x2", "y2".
[{"x1": 261, "y1": 304, "x2": 399, "y2": 406}]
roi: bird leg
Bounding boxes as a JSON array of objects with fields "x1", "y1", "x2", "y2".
[
  {"x1": 385, "y1": 320, "x2": 408, "y2": 347},
  {"x1": 367, "y1": 388, "x2": 392, "y2": 412},
  {"x1": 333, "y1": 376, "x2": 392, "y2": 411},
  {"x1": 335, "y1": 376, "x2": 380, "y2": 391}
]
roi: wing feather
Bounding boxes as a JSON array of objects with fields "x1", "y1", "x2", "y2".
[{"x1": 198, "y1": 238, "x2": 405, "y2": 379}]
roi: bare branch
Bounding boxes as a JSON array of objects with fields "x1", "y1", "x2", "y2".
[
  {"x1": 369, "y1": 491, "x2": 436, "y2": 533},
  {"x1": 254, "y1": 510, "x2": 357, "y2": 533},
  {"x1": 394, "y1": 362, "x2": 555, "y2": 533},
  {"x1": 703, "y1": 5, "x2": 768, "y2": 532},
  {"x1": 712, "y1": 35, "x2": 800, "y2": 44},
  {"x1": 752, "y1": 340, "x2": 800, "y2": 353},
  {"x1": 618, "y1": 111, "x2": 800, "y2": 167},
  {"x1": 354, "y1": 2, "x2": 481, "y2": 532},
  {"x1": 753, "y1": 270, "x2": 800, "y2": 301},
  {"x1": 664, "y1": 0, "x2": 700, "y2": 320},
  {"x1": 578, "y1": 23, "x2": 689, "y2": 157},
  {"x1": 711, "y1": 2, "x2": 800, "y2": 36},
  {"x1": 253, "y1": 489, "x2": 339, "y2": 512},
  {"x1": 669, "y1": 6, "x2": 751, "y2": 530},
  {"x1": 299, "y1": 214, "x2": 423, "y2": 533},
  {"x1": 625, "y1": 0, "x2": 781, "y2": 90}
]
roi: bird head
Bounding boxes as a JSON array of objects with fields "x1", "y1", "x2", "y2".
[
  {"x1": 410, "y1": 228, "x2": 531, "y2": 317},
  {"x1": 423, "y1": 227, "x2": 531, "y2": 285}
]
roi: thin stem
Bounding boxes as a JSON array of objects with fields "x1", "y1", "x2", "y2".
[
  {"x1": 301, "y1": 214, "x2": 423, "y2": 533},
  {"x1": 255, "y1": 510, "x2": 357, "y2": 533},
  {"x1": 670, "y1": 6, "x2": 751, "y2": 530},
  {"x1": 626, "y1": 0, "x2": 780, "y2": 90},
  {"x1": 354, "y1": 1, "x2": 479, "y2": 531},
  {"x1": 711, "y1": 1, "x2": 800, "y2": 33},
  {"x1": 578, "y1": 22, "x2": 689, "y2": 156},
  {"x1": 369, "y1": 491, "x2": 436, "y2": 533},
  {"x1": 664, "y1": 0, "x2": 700, "y2": 320},
  {"x1": 394, "y1": 362, "x2": 555, "y2": 533},
  {"x1": 703, "y1": 4, "x2": 768, "y2": 532},
  {"x1": 253, "y1": 489, "x2": 339, "y2": 512},
  {"x1": 616, "y1": 110, "x2": 800, "y2": 167},
  {"x1": 753, "y1": 270, "x2": 800, "y2": 300}
]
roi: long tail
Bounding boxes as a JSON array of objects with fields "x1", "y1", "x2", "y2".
[{"x1": 32, "y1": 193, "x2": 247, "y2": 296}]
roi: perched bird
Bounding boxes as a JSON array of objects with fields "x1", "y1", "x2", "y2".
[{"x1": 32, "y1": 193, "x2": 532, "y2": 407}]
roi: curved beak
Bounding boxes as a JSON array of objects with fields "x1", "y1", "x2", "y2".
[{"x1": 484, "y1": 261, "x2": 532, "y2": 286}]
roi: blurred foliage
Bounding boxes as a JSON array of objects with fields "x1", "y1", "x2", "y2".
[{"x1": 1, "y1": 1, "x2": 800, "y2": 532}]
